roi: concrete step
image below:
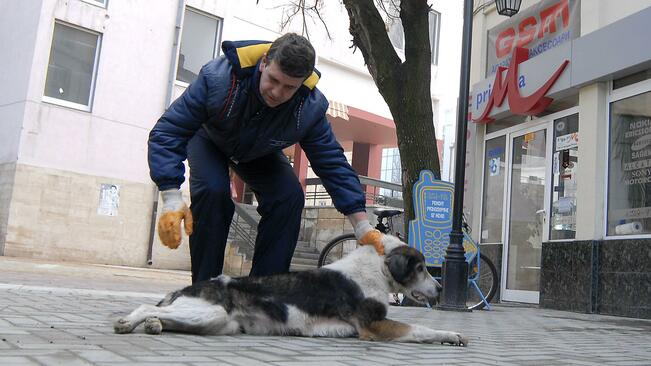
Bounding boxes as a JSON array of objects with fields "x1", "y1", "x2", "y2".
[
  {"x1": 293, "y1": 241, "x2": 320, "y2": 256},
  {"x1": 291, "y1": 257, "x2": 319, "y2": 266},
  {"x1": 228, "y1": 240, "x2": 254, "y2": 260},
  {"x1": 290, "y1": 262, "x2": 318, "y2": 272},
  {"x1": 293, "y1": 245, "x2": 319, "y2": 253},
  {"x1": 292, "y1": 252, "x2": 320, "y2": 261},
  {"x1": 294, "y1": 241, "x2": 319, "y2": 250},
  {"x1": 235, "y1": 203, "x2": 261, "y2": 219}
]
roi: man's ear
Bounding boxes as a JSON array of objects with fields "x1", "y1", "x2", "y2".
[{"x1": 259, "y1": 53, "x2": 267, "y2": 72}]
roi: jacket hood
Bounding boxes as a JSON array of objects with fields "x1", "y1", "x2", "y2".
[{"x1": 221, "y1": 40, "x2": 320, "y2": 94}]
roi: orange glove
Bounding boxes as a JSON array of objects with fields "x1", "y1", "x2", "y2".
[
  {"x1": 157, "y1": 189, "x2": 193, "y2": 249},
  {"x1": 354, "y1": 220, "x2": 385, "y2": 255}
]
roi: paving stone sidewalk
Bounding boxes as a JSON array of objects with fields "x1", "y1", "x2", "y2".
[{"x1": 1, "y1": 257, "x2": 650, "y2": 366}]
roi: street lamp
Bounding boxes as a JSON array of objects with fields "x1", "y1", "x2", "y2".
[
  {"x1": 438, "y1": 0, "x2": 474, "y2": 312},
  {"x1": 439, "y1": 0, "x2": 520, "y2": 311},
  {"x1": 495, "y1": 0, "x2": 522, "y2": 17}
]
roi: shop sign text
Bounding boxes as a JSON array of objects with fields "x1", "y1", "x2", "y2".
[{"x1": 472, "y1": 47, "x2": 569, "y2": 124}]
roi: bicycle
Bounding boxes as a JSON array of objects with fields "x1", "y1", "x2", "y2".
[{"x1": 317, "y1": 208, "x2": 498, "y2": 310}]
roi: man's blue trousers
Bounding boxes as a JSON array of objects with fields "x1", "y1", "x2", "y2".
[{"x1": 186, "y1": 132, "x2": 304, "y2": 283}]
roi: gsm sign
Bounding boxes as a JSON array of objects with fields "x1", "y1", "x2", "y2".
[{"x1": 495, "y1": 0, "x2": 570, "y2": 58}]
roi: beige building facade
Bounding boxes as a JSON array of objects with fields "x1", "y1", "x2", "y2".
[
  {"x1": 0, "y1": 0, "x2": 392, "y2": 269},
  {"x1": 0, "y1": 0, "x2": 454, "y2": 273}
]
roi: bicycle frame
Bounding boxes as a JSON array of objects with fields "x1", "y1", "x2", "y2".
[
  {"x1": 464, "y1": 235, "x2": 492, "y2": 310},
  {"x1": 426, "y1": 232, "x2": 492, "y2": 310}
]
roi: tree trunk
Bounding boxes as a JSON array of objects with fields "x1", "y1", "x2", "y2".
[{"x1": 342, "y1": 0, "x2": 440, "y2": 239}]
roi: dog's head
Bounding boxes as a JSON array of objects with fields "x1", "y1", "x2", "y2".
[{"x1": 382, "y1": 235, "x2": 442, "y2": 306}]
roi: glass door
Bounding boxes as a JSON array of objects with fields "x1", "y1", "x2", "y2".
[{"x1": 502, "y1": 125, "x2": 549, "y2": 303}]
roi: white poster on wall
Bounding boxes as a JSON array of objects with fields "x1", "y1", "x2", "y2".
[
  {"x1": 98, "y1": 184, "x2": 120, "y2": 216},
  {"x1": 556, "y1": 132, "x2": 579, "y2": 151},
  {"x1": 489, "y1": 157, "x2": 501, "y2": 176}
]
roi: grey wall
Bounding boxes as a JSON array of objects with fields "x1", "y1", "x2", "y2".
[
  {"x1": 572, "y1": 5, "x2": 651, "y2": 86},
  {"x1": 0, "y1": 0, "x2": 43, "y2": 164}
]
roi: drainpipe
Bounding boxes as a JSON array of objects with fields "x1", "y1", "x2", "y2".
[
  {"x1": 146, "y1": 188, "x2": 158, "y2": 265},
  {"x1": 147, "y1": 0, "x2": 186, "y2": 265}
]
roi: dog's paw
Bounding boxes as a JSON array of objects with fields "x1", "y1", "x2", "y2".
[
  {"x1": 113, "y1": 318, "x2": 134, "y2": 334},
  {"x1": 144, "y1": 317, "x2": 162, "y2": 335},
  {"x1": 441, "y1": 332, "x2": 469, "y2": 347}
]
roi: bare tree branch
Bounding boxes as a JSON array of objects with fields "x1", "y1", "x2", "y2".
[
  {"x1": 311, "y1": 2, "x2": 331, "y2": 39},
  {"x1": 275, "y1": 0, "x2": 333, "y2": 40},
  {"x1": 342, "y1": 0, "x2": 403, "y2": 107}
]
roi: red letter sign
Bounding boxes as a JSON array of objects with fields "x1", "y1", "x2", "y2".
[{"x1": 473, "y1": 47, "x2": 569, "y2": 123}]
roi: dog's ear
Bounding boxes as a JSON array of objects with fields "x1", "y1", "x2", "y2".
[{"x1": 385, "y1": 247, "x2": 415, "y2": 285}]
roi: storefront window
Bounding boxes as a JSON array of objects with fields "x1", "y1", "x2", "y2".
[
  {"x1": 481, "y1": 136, "x2": 506, "y2": 243},
  {"x1": 613, "y1": 69, "x2": 651, "y2": 90},
  {"x1": 550, "y1": 114, "x2": 579, "y2": 240},
  {"x1": 608, "y1": 91, "x2": 651, "y2": 235}
]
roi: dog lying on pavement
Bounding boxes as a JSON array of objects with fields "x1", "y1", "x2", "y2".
[{"x1": 114, "y1": 235, "x2": 468, "y2": 346}]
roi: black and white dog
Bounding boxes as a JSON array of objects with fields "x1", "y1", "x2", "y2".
[{"x1": 114, "y1": 235, "x2": 468, "y2": 346}]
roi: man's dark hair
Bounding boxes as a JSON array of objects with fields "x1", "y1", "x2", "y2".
[{"x1": 266, "y1": 33, "x2": 315, "y2": 79}]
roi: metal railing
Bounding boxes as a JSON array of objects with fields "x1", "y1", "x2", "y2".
[
  {"x1": 228, "y1": 203, "x2": 258, "y2": 259},
  {"x1": 226, "y1": 175, "x2": 404, "y2": 259},
  {"x1": 305, "y1": 175, "x2": 403, "y2": 208}
]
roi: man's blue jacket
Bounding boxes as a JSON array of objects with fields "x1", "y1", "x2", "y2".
[{"x1": 148, "y1": 40, "x2": 365, "y2": 215}]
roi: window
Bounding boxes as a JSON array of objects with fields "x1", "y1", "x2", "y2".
[
  {"x1": 613, "y1": 69, "x2": 651, "y2": 90},
  {"x1": 386, "y1": 10, "x2": 440, "y2": 65},
  {"x1": 43, "y1": 22, "x2": 101, "y2": 110},
  {"x1": 480, "y1": 136, "x2": 506, "y2": 243},
  {"x1": 607, "y1": 90, "x2": 651, "y2": 236},
  {"x1": 429, "y1": 11, "x2": 441, "y2": 65},
  {"x1": 82, "y1": 0, "x2": 107, "y2": 7},
  {"x1": 177, "y1": 8, "x2": 222, "y2": 84},
  {"x1": 387, "y1": 18, "x2": 404, "y2": 51},
  {"x1": 550, "y1": 114, "x2": 579, "y2": 240},
  {"x1": 380, "y1": 148, "x2": 402, "y2": 198}
]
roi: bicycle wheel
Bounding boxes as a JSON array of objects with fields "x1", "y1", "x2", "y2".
[
  {"x1": 466, "y1": 253, "x2": 498, "y2": 310},
  {"x1": 317, "y1": 233, "x2": 358, "y2": 267}
]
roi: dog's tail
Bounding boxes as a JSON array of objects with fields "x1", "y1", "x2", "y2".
[{"x1": 157, "y1": 290, "x2": 182, "y2": 307}]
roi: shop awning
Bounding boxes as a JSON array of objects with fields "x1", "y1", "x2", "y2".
[
  {"x1": 327, "y1": 100, "x2": 349, "y2": 121},
  {"x1": 330, "y1": 105, "x2": 397, "y2": 146}
]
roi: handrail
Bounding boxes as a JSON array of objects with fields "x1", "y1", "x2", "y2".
[
  {"x1": 305, "y1": 175, "x2": 403, "y2": 208},
  {"x1": 305, "y1": 176, "x2": 403, "y2": 192},
  {"x1": 228, "y1": 175, "x2": 404, "y2": 255},
  {"x1": 233, "y1": 202, "x2": 259, "y2": 228},
  {"x1": 228, "y1": 202, "x2": 258, "y2": 254},
  {"x1": 359, "y1": 176, "x2": 403, "y2": 191}
]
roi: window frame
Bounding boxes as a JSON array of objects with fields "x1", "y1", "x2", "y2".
[
  {"x1": 174, "y1": 7, "x2": 223, "y2": 87},
  {"x1": 479, "y1": 135, "x2": 507, "y2": 244},
  {"x1": 380, "y1": 147, "x2": 402, "y2": 198},
  {"x1": 81, "y1": 0, "x2": 108, "y2": 9},
  {"x1": 42, "y1": 20, "x2": 102, "y2": 112},
  {"x1": 605, "y1": 77, "x2": 651, "y2": 239},
  {"x1": 386, "y1": 10, "x2": 440, "y2": 65},
  {"x1": 429, "y1": 10, "x2": 441, "y2": 66},
  {"x1": 387, "y1": 17, "x2": 405, "y2": 52},
  {"x1": 548, "y1": 112, "x2": 579, "y2": 242}
]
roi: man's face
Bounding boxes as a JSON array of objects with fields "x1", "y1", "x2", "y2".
[{"x1": 258, "y1": 56, "x2": 305, "y2": 108}]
